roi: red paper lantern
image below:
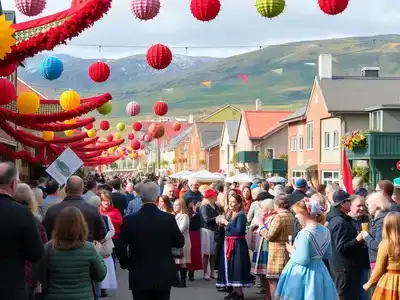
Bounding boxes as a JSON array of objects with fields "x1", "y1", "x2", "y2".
[
  {"x1": 132, "y1": 122, "x2": 142, "y2": 131},
  {"x1": 106, "y1": 134, "x2": 114, "y2": 142},
  {"x1": 146, "y1": 44, "x2": 172, "y2": 70},
  {"x1": 148, "y1": 122, "x2": 165, "y2": 139},
  {"x1": 0, "y1": 63, "x2": 17, "y2": 77},
  {"x1": 127, "y1": 133, "x2": 135, "y2": 140},
  {"x1": 140, "y1": 144, "x2": 145, "y2": 150},
  {"x1": 84, "y1": 122, "x2": 94, "y2": 130},
  {"x1": 318, "y1": 0, "x2": 348, "y2": 15},
  {"x1": 131, "y1": 140, "x2": 141, "y2": 150},
  {"x1": 89, "y1": 61, "x2": 110, "y2": 83},
  {"x1": 130, "y1": 0, "x2": 160, "y2": 20},
  {"x1": 99, "y1": 120, "x2": 110, "y2": 131},
  {"x1": 126, "y1": 101, "x2": 141, "y2": 116},
  {"x1": 0, "y1": 78, "x2": 16, "y2": 105},
  {"x1": 172, "y1": 121, "x2": 181, "y2": 132},
  {"x1": 190, "y1": 0, "x2": 221, "y2": 22},
  {"x1": 144, "y1": 134, "x2": 153, "y2": 143},
  {"x1": 153, "y1": 100, "x2": 168, "y2": 116}
]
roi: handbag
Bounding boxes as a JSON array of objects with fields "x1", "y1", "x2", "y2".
[
  {"x1": 100, "y1": 215, "x2": 114, "y2": 258},
  {"x1": 172, "y1": 247, "x2": 184, "y2": 259}
]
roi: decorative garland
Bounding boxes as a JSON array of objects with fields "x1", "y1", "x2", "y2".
[
  {"x1": 0, "y1": 143, "x2": 45, "y2": 164},
  {"x1": 70, "y1": 137, "x2": 99, "y2": 149},
  {"x1": 12, "y1": 117, "x2": 95, "y2": 131},
  {"x1": 0, "y1": 0, "x2": 113, "y2": 67},
  {"x1": 0, "y1": 120, "x2": 44, "y2": 148},
  {"x1": 73, "y1": 139, "x2": 124, "y2": 152},
  {"x1": 16, "y1": 129, "x2": 88, "y2": 144}
]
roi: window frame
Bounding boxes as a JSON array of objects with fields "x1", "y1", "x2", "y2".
[
  {"x1": 290, "y1": 136, "x2": 297, "y2": 151},
  {"x1": 324, "y1": 132, "x2": 331, "y2": 149},
  {"x1": 321, "y1": 171, "x2": 340, "y2": 186},
  {"x1": 292, "y1": 170, "x2": 306, "y2": 185},
  {"x1": 306, "y1": 122, "x2": 314, "y2": 150},
  {"x1": 265, "y1": 148, "x2": 275, "y2": 159},
  {"x1": 333, "y1": 130, "x2": 339, "y2": 149},
  {"x1": 298, "y1": 134, "x2": 304, "y2": 151},
  {"x1": 370, "y1": 110, "x2": 383, "y2": 131}
]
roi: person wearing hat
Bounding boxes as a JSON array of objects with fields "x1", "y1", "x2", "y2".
[
  {"x1": 287, "y1": 178, "x2": 308, "y2": 208},
  {"x1": 326, "y1": 189, "x2": 366, "y2": 300},
  {"x1": 250, "y1": 178, "x2": 262, "y2": 190}
]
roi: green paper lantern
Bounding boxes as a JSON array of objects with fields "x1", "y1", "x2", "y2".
[
  {"x1": 256, "y1": 0, "x2": 285, "y2": 18},
  {"x1": 116, "y1": 123, "x2": 125, "y2": 132},
  {"x1": 97, "y1": 101, "x2": 112, "y2": 115}
]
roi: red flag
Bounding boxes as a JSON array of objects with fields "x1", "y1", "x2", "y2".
[
  {"x1": 238, "y1": 74, "x2": 248, "y2": 83},
  {"x1": 342, "y1": 150, "x2": 354, "y2": 194}
]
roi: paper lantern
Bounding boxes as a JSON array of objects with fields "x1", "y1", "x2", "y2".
[
  {"x1": 0, "y1": 63, "x2": 17, "y2": 77},
  {"x1": 97, "y1": 101, "x2": 112, "y2": 115},
  {"x1": 114, "y1": 133, "x2": 121, "y2": 140},
  {"x1": 132, "y1": 152, "x2": 139, "y2": 159},
  {"x1": 116, "y1": 123, "x2": 125, "y2": 132},
  {"x1": 318, "y1": 0, "x2": 348, "y2": 15},
  {"x1": 65, "y1": 119, "x2": 77, "y2": 125},
  {"x1": 131, "y1": 140, "x2": 141, "y2": 150},
  {"x1": 190, "y1": 0, "x2": 221, "y2": 21},
  {"x1": 0, "y1": 78, "x2": 16, "y2": 105},
  {"x1": 64, "y1": 130, "x2": 75, "y2": 137},
  {"x1": 106, "y1": 134, "x2": 114, "y2": 142},
  {"x1": 132, "y1": 122, "x2": 142, "y2": 131},
  {"x1": 108, "y1": 148, "x2": 114, "y2": 154},
  {"x1": 140, "y1": 144, "x2": 145, "y2": 150},
  {"x1": 255, "y1": 0, "x2": 285, "y2": 18},
  {"x1": 42, "y1": 131, "x2": 54, "y2": 141},
  {"x1": 127, "y1": 133, "x2": 135, "y2": 140},
  {"x1": 99, "y1": 120, "x2": 110, "y2": 131},
  {"x1": 146, "y1": 44, "x2": 172, "y2": 70},
  {"x1": 153, "y1": 100, "x2": 168, "y2": 116},
  {"x1": 172, "y1": 121, "x2": 181, "y2": 132},
  {"x1": 84, "y1": 121, "x2": 93, "y2": 130},
  {"x1": 17, "y1": 92, "x2": 40, "y2": 114},
  {"x1": 148, "y1": 122, "x2": 165, "y2": 139},
  {"x1": 87, "y1": 129, "x2": 97, "y2": 138},
  {"x1": 126, "y1": 101, "x2": 141, "y2": 116},
  {"x1": 15, "y1": 0, "x2": 46, "y2": 17},
  {"x1": 39, "y1": 56, "x2": 63, "y2": 80},
  {"x1": 144, "y1": 134, "x2": 153, "y2": 143},
  {"x1": 130, "y1": 0, "x2": 160, "y2": 20},
  {"x1": 89, "y1": 61, "x2": 110, "y2": 83},
  {"x1": 60, "y1": 90, "x2": 80, "y2": 111}
]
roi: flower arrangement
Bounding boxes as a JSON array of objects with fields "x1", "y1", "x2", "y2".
[
  {"x1": 342, "y1": 130, "x2": 368, "y2": 150},
  {"x1": 199, "y1": 159, "x2": 206, "y2": 165}
]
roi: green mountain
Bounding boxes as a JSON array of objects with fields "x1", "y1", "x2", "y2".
[{"x1": 19, "y1": 34, "x2": 400, "y2": 117}]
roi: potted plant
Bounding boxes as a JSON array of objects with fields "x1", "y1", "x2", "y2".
[
  {"x1": 199, "y1": 159, "x2": 206, "y2": 165},
  {"x1": 342, "y1": 130, "x2": 368, "y2": 151}
]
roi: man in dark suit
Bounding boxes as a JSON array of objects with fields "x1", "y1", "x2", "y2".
[
  {"x1": 116, "y1": 182, "x2": 184, "y2": 300},
  {"x1": 111, "y1": 178, "x2": 128, "y2": 216},
  {"x1": 0, "y1": 162, "x2": 44, "y2": 300}
]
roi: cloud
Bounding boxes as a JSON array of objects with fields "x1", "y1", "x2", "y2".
[{"x1": 3, "y1": 0, "x2": 400, "y2": 58}]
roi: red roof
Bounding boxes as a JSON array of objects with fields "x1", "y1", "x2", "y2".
[
  {"x1": 17, "y1": 78, "x2": 56, "y2": 104},
  {"x1": 242, "y1": 110, "x2": 294, "y2": 139}
]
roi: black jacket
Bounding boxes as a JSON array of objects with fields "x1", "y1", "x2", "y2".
[
  {"x1": 0, "y1": 193, "x2": 44, "y2": 300},
  {"x1": 116, "y1": 203, "x2": 184, "y2": 291},
  {"x1": 200, "y1": 204, "x2": 220, "y2": 231},
  {"x1": 364, "y1": 210, "x2": 390, "y2": 263},
  {"x1": 287, "y1": 189, "x2": 308, "y2": 208},
  {"x1": 389, "y1": 200, "x2": 400, "y2": 213},
  {"x1": 326, "y1": 207, "x2": 366, "y2": 271},
  {"x1": 111, "y1": 191, "x2": 128, "y2": 216}
]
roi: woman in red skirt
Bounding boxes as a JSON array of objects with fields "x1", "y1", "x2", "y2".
[{"x1": 186, "y1": 197, "x2": 203, "y2": 281}]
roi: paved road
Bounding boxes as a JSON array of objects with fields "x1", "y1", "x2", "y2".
[{"x1": 105, "y1": 268, "x2": 262, "y2": 300}]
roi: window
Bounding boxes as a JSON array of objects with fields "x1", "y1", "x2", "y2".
[
  {"x1": 370, "y1": 111, "x2": 383, "y2": 131},
  {"x1": 299, "y1": 135, "x2": 304, "y2": 151},
  {"x1": 265, "y1": 148, "x2": 275, "y2": 159},
  {"x1": 290, "y1": 136, "x2": 297, "y2": 151},
  {"x1": 333, "y1": 131, "x2": 339, "y2": 149},
  {"x1": 292, "y1": 171, "x2": 305, "y2": 185},
  {"x1": 322, "y1": 171, "x2": 340, "y2": 185},
  {"x1": 306, "y1": 122, "x2": 313, "y2": 150},
  {"x1": 324, "y1": 132, "x2": 330, "y2": 149}
]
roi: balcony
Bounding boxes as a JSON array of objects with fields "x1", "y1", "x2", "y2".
[
  {"x1": 237, "y1": 151, "x2": 259, "y2": 163},
  {"x1": 346, "y1": 132, "x2": 400, "y2": 160},
  {"x1": 262, "y1": 159, "x2": 287, "y2": 175}
]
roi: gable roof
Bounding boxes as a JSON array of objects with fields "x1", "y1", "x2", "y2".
[
  {"x1": 195, "y1": 122, "x2": 224, "y2": 149},
  {"x1": 239, "y1": 110, "x2": 293, "y2": 140},
  {"x1": 280, "y1": 106, "x2": 306, "y2": 123},
  {"x1": 167, "y1": 125, "x2": 193, "y2": 151},
  {"x1": 17, "y1": 78, "x2": 48, "y2": 100},
  {"x1": 224, "y1": 119, "x2": 239, "y2": 144},
  {"x1": 199, "y1": 105, "x2": 240, "y2": 122}
]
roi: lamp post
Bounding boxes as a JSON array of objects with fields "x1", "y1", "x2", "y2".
[{"x1": 0, "y1": 1, "x2": 3, "y2": 15}]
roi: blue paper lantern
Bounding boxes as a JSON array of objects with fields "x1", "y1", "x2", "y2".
[{"x1": 39, "y1": 56, "x2": 63, "y2": 80}]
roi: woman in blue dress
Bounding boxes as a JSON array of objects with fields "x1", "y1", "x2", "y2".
[
  {"x1": 275, "y1": 198, "x2": 338, "y2": 300},
  {"x1": 216, "y1": 194, "x2": 254, "y2": 300}
]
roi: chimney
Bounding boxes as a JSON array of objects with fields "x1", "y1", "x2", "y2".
[
  {"x1": 255, "y1": 98, "x2": 261, "y2": 110},
  {"x1": 188, "y1": 114, "x2": 194, "y2": 124},
  {"x1": 361, "y1": 67, "x2": 379, "y2": 78},
  {"x1": 318, "y1": 54, "x2": 332, "y2": 79}
]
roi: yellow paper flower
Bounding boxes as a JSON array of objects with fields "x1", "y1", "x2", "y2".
[{"x1": 0, "y1": 15, "x2": 16, "y2": 60}]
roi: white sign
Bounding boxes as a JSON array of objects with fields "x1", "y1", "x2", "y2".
[{"x1": 46, "y1": 148, "x2": 83, "y2": 186}]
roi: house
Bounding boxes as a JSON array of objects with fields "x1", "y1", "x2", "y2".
[
  {"x1": 168, "y1": 125, "x2": 193, "y2": 172},
  {"x1": 219, "y1": 120, "x2": 239, "y2": 175},
  {"x1": 200, "y1": 104, "x2": 240, "y2": 122},
  {"x1": 281, "y1": 54, "x2": 400, "y2": 187}
]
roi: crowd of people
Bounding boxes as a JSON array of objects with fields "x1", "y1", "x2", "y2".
[{"x1": 1, "y1": 160, "x2": 400, "y2": 300}]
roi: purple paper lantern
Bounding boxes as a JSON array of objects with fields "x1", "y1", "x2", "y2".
[{"x1": 126, "y1": 101, "x2": 141, "y2": 116}]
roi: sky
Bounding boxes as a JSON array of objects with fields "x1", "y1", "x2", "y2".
[{"x1": 2, "y1": 0, "x2": 400, "y2": 59}]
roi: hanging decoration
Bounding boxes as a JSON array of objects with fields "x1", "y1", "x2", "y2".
[
  {"x1": 84, "y1": 122, "x2": 93, "y2": 130},
  {"x1": 126, "y1": 101, "x2": 141, "y2": 116},
  {"x1": 190, "y1": 0, "x2": 221, "y2": 22},
  {"x1": 255, "y1": 0, "x2": 286, "y2": 18},
  {"x1": 15, "y1": 0, "x2": 47, "y2": 17},
  {"x1": 127, "y1": 133, "x2": 134, "y2": 140},
  {"x1": 146, "y1": 44, "x2": 172, "y2": 70},
  {"x1": 107, "y1": 134, "x2": 114, "y2": 142},
  {"x1": 97, "y1": 101, "x2": 112, "y2": 115},
  {"x1": 0, "y1": 62, "x2": 17, "y2": 77},
  {"x1": 60, "y1": 90, "x2": 81, "y2": 111},
  {"x1": 318, "y1": 0, "x2": 349, "y2": 15},
  {"x1": 131, "y1": 139, "x2": 141, "y2": 150},
  {"x1": 140, "y1": 144, "x2": 144, "y2": 150},
  {"x1": 116, "y1": 123, "x2": 125, "y2": 132},
  {"x1": 172, "y1": 121, "x2": 181, "y2": 132},
  {"x1": 39, "y1": 56, "x2": 64, "y2": 80},
  {"x1": 144, "y1": 134, "x2": 153, "y2": 143},
  {"x1": 64, "y1": 129, "x2": 75, "y2": 137},
  {"x1": 0, "y1": 78, "x2": 17, "y2": 105},
  {"x1": 99, "y1": 120, "x2": 110, "y2": 131},
  {"x1": 148, "y1": 122, "x2": 165, "y2": 139},
  {"x1": 114, "y1": 133, "x2": 121, "y2": 139},
  {"x1": 87, "y1": 129, "x2": 97, "y2": 138},
  {"x1": 130, "y1": 0, "x2": 161, "y2": 20},
  {"x1": 0, "y1": 15, "x2": 16, "y2": 60},
  {"x1": 89, "y1": 61, "x2": 110, "y2": 83},
  {"x1": 238, "y1": 74, "x2": 248, "y2": 83},
  {"x1": 153, "y1": 100, "x2": 168, "y2": 116},
  {"x1": 42, "y1": 131, "x2": 54, "y2": 141},
  {"x1": 201, "y1": 81, "x2": 212, "y2": 88},
  {"x1": 132, "y1": 122, "x2": 142, "y2": 131},
  {"x1": 17, "y1": 92, "x2": 40, "y2": 114}
]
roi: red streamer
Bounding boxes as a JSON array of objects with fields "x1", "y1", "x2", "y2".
[
  {"x1": 0, "y1": 143, "x2": 45, "y2": 164},
  {"x1": 12, "y1": 117, "x2": 95, "y2": 131}
]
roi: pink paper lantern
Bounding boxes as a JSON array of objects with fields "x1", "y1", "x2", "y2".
[
  {"x1": 130, "y1": 0, "x2": 161, "y2": 20},
  {"x1": 144, "y1": 134, "x2": 153, "y2": 143},
  {"x1": 127, "y1": 133, "x2": 135, "y2": 140},
  {"x1": 131, "y1": 140, "x2": 141, "y2": 150},
  {"x1": 126, "y1": 101, "x2": 141, "y2": 116},
  {"x1": 15, "y1": 0, "x2": 47, "y2": 17},
  {"x1": 140, "y1": 144, "x2": 145, "y2": 150}
]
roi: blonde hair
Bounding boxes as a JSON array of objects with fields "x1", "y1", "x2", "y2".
[
  {"x1": 174, "y1": 198, "x2": 189, "y2": 215},
  {"x1": 199, "y1": 184, "x2": 209, "y2": 195},
  {"x1": 251, "y1": 187, "x2": 262, "y2": 200},
  {"x1": 366, "y1": 192, "x2": 391, "y2": 213},
  {"x1": 15, "y1": 183, "x2": 38, "y2": 214},
  {"x1": 261, "y1": 198, "x2": 274, "y2": 211},
  {"x1": 32, "y1": 187, "x2": 43, "y2": 205},
  {"x1": 382, "y1": 212, "x2": 400, "y2": 260},
  {"x1": 292, "y1": 199, "x2": 326, "y2": 225}
]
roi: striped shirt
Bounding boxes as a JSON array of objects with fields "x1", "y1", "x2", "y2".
[{"x1": 125, "y1": 196, "x2": 143, "y2": 216}]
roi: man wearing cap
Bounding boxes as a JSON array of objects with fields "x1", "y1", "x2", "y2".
[
  {"x1": 250, "y1": 178, "x2": 261, "y2": 190},
  {"x1": 326, "y1": 189, "x2": 365, "y2": 300},
  {"x1": 287, "y1": 178, "x2": 308, "y2": 208}
]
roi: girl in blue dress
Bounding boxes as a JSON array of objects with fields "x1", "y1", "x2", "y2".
[{"x1": 275, "y1": 199, "x2": 338, "y2": 300}]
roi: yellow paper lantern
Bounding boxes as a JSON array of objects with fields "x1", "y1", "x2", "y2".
[
  {"x1": 64, "y1": 130, "x2": 75, "y2": 137},
  {"x1": 116, "y1": 123, "x2": 125, "y2": 132},
  {"x1": 60, "y1": 90, "x2": 80, "y2": 111},
  {"x1": 42, "y1": 131, "x2": 54, "y2": 141},
  {"x1": 87, "y1": 129, "x2": 97, "y2": 138},
  {"x1": 108, "y1": 148, "x2": 114, "y2": 154},
  {"x1": 114, "y1": 133, "x2": 121, "y2": 140},
  {"x1": 17, "y1": 92, "x2": 40, "y2": 114},
  {"x1": 64, "y1": 118, "x2": 76, "y2": 125}
]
